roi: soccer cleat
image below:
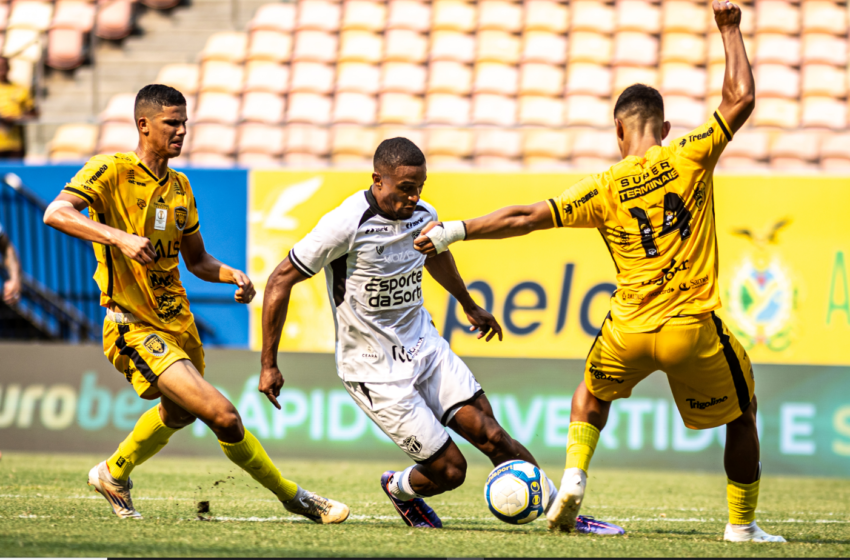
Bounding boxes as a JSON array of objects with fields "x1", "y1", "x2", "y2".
[
  {"x1": 575, "y1": 515, "x2": 625, "y2": 535},
  {"x1": 724, "y1": 522, "x2": 787, "y2": 543},
  {"x1": 282, "y1": 489, "x2": 350, "y2": 524},
  {"x1": 380, "y1": 471, "x2": 443, "y2": 528},
  {"x1": 546, "y1": 467, "x2": 586, "y2": 532},
  {"x1": 87, "y1": 461, "x2": 142, "y2": 519}
]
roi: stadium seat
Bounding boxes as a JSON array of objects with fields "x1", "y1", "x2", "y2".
[
  {"x1": 754, "y1": 64, "x2": 800, "y2": 98},
  {"x1": 428, "y1": 61, "x2": 472, "y2": 94},
  {"x1": 571, "y1": 129, "x2": 619, "y2": 169},
  {"x1": 476, "y1": 30, "x2": 520, "y2": 64},
  {"x1": 523, "y1": 1, "x2": 569, "y2": 34},
  {"x1": 283, "y1": 152, "x2": 329, "y2": 167},
  {"x1": 3, "y1": 28, "x2": 41, "y2": 61},
  {"x1": 46, "y1": 28, "x2": 85, "y2": 70},
  {"x1": 770, "y1": 130, "x2": 821, "y2": 171},
  {"x1": 566, "y1": 63, "x2": 612, "y2": 97},
  {"x1": 380, "y1": 62, "x2": 426, "y2": 94},
  {"x1": 378, "y1": 125, "x2": 425, "y2": 149},
  {"x1": 337, "y1": 62, "x2": 380, "y2": 94},
  {"x1": 94, "y1": 0, "x2": 132, "y2": 41},
  {"x1": 378, "y1": 92, "x2": 424, "y2": 124},
  {"x1": 331, "y1": 153, "x2": 374, "y2": 167},
  {"x1": 753, "y1": 34, "x2": 800, "y2": 66},
  {"x1": 285, "y1": 124, "x2": 331, "y2": 155},
  {"x1": 717, "y1": 128, "x2": 770, "y2": 171},
  {"x1": 564, "y1": 95, "x2": 610, "y2": 127},
  {"x1": 333, "y1": 92, "x2": 378, "y2": 124},
  {"x1": 248, "y1": 30, "x2": 292, "y2": 63},
  {"x1": 156, "y1": 64, "x2": 200, "y2": 96},
  {"x1": 802, "y1": 2, "x2": 847, "y2": 35},
  {"x1": 521, "y1": 31, "x2": 567, "y2": 65},
  {"x1": 386, "y1": 0, "x2": 431, "y2": 32},
  {"x1": 296, "y1": 0, "x2": 341, "y2": 32},
  {"x1": 660, "y1": 33, "x2": 705, "y2": 65},
  {"x1": 801, "y1": 64, "x2": 847, "y2": 98},
  {"x1": 473, "y1": 62, "x2": 518, "y2": 95},
  {"x1": 189, "y1": 152, "x2": 236, "y2": 167},
  {"x1": 238, "y1": 123, "x2": 285, "y2": 156},
  {"x1": 570, "y1": 1, "x2": 614, "y2": 34},
  {"x1": 755, "y1": 0, "x2": 800, "y2": 35},
  {"x1": 738, "y1": 3, "x2": 755, "y2": 35},
  {"x1": 665, "y1": 95, "x2": 705, "y2": 128},
  {"x1": 200, "y1": 32, "x2": 247, "y2": 64},
  {"x1": 248, "y1": 3, "x2": 296, "y2": 33},
  {"x1": 97, "y1": 122, "x2": 138, "y2": 154},
  {"x1": 426, "y1": 127, "x2": 473, "y2": 157},
  {"x1": 568, "y1": 32, "x2": 612, "y2": 65},
  {"x1": 613, "y1": 66, "x2": 658, "y2": 96},
  {"x1": 200, "y1": 61, "x2": 245, "y2": 94},
  {"x1": 430, "y1": 31, "x2": 475, "y2": 63},
  {"x1": 518, "y1": 63, "x2": 564, "y2": 96},
  {"x1": 471, "y1": 93, "x2": 516, "y2": 126},
  {"x1": 331, "y1": 124, "x2": 379, "y2": 157},
  {"x1": 615, "y1": 1, "x2": 660, "y2": 33},
  {"x1": 432, "y1": 0, "x2": 477, "y2": 33},
  {"x1": 662, "y1": 1, "x2": 708, "y2": 34},
  {"x1": 0, "y1": 5, "x2": 9, "y2": 31},
  {"x1": 292, "y1": 31, "x2": 338, "y2": 63},
  {"x1": 8, "y1": 1, "x2": 53, "y2": 31},
  {"x1": 384, "y1": 29, "x2": 428, "y2": 62},
  {"x1": 243, "y1": 61, "x2": 289, "y2": 94},
  {"x1": 820, "y1": 133, "x2": 850, "y2": 171},
  {"x1": 189, "y1": 123, "x2": 237, "y2": 155},
  {"x1": 473, "y1": 155, "x2": 523, "y2": 169},
  {"x1": 100, "y1": 93, "x2": 136, "y2": 124},
  {"x1": 518, "y1": 95, "x2": 564, "y2": 126},
  {"x1": 612, "y1": 32, "x2": 659, "y2": 66},
  {"x1": 339, "y1": 30, "x2": 383, "y2": 63},
  {"x1": 707, "y1": 62, "x2": 725, "y2": 96},
  {"x1": 427, "y1": 154, "x2": 474, "y2": 169},
  {"x1": 660, "y1": 63, "x2": 705, "y2": 98},
  {"x1": 286, "y1": 93, "x2": 333, "y2": 124},
  {"x1": 342, "y1": 0, "x2": 386, "y2": 31},
  {"x1": 241, "y1": 92, "x2": 285, "y2": 124},
  {"x1": 522, "y1": 128, "x2": 571, "y2": 169},
  {"x1": 194, "y1": 93, "x2": 241, "y2": 125},
  {"x1": 51, "y1": 1, "x2": 95, "y2": 32},
  {"x1": 801, "y1": 96, "x2": 848, "y2": 130},
  {"x1": 753, "y1": 98, "x2": 800, "y2": 128},
  {"x1": 707, "y1": 32, "x2": 755, "y2": 65},
  {"x1": 801, "y1": 33, "x2": 847, "y2": 66},
  {"x1": 49, "y1": 123, "x2": 98, "y2": 157},
  {"x1": 290, "y1": 62, "x2": 335, "y2": 94},
  {"x1": 237, "y1": 152, "x2": 280, "y2": 167},
  {"x1": 478, "y1": 1, "x2": 522, "y2": 33},
  {"x1": 426, "y1": 94, "x2": 471, "y2": 125}
]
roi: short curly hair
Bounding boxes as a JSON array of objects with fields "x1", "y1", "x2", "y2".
[{"x1": 373, "y1": 137, "x2": 426, "y2": 172}]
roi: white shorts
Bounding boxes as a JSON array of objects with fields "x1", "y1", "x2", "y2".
[{"x1": 344, "y1": 337, "x2": 483, "y2": 463}]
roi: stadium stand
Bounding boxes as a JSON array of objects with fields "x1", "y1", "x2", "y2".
[{"x1": 35, "y1": 0, "x2": 850, "y2": 171}]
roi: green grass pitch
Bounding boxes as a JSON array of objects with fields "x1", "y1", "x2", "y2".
[{"x1": 1, "y1": 452, "x2": 848, "y2": 557}]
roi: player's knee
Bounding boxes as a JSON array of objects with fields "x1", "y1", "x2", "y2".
[
  {"x1": 210, "y1": 407, "x2": 242, "y2": 434},
  {"x1": 482, "y1": 423, "x2": 509, "y2": 454},
  {"x1": 442, "y1": 460, "x2": 467, "y2": 491}
]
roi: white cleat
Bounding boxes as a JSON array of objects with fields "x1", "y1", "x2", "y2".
[
  {"x1": 87, "y1": 461, "x2": 142, "y2": 519},
  {"x1": 724, "y1": 521, "x2": 787, "y2": 543},
  {"x1": 283, "y1": 488, "x2": 350, "y2": 524},
  {"x1": 546, "y1": 467, "x2": 587, "y2": 532}
]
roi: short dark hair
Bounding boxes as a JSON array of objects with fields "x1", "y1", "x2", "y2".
[
  {"x1": 134, "y1": 84, "x2": 186, "y2": 119},
  {"x1": 613, "y1": 84, "x2": 664, "y2": 122},
  {"x1": 373, "y1": 137, "x2": 426, "y2": 172}
]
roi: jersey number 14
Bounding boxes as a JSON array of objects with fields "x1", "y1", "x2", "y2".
[{"x1": 628, "y1": 193, "x2": 692, "y2": 258}]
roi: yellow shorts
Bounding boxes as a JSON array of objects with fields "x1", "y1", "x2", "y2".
[
  {"x1": 585, "y1": 312, "x2": 755, "y2": 430},
  {"x1": 103, "y1": 319, "x2": 205, "y2": 399}
]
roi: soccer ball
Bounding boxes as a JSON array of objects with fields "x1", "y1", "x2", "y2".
[{"x1": 484, "y1": 460, "x2": 549, "y2": 525}]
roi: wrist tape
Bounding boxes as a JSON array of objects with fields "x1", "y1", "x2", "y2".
[{"x1": 425, "y1": 220, "x2": 466, "y2": 254}]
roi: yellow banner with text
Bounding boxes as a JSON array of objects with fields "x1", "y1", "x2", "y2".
[{"x1": 248, "y1": 171, "x2": 850, "y2": 365}]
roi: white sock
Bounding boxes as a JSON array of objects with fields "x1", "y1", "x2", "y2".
[
  {"x1": 545, "y1": 476, "x2": 558, "y2": 511},
  {"x1": 730, "y1": 520, "x2": 757, "y2": 530},
  {"x1": 389, "y1": 465, "x2": 419, "y2": 501}
]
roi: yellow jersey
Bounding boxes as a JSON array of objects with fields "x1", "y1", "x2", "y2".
[
  {"x1": 62, "y1": 152, "x2": 200, "y2": 335},
  {"x1": 0, "y1": 82, "x2": 33, "y2": 152},
  {"x1": 548, "y1": 111, "x2": 733, "y2": 333}
]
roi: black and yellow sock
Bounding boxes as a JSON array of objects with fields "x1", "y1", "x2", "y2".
[
  {"x1": 565, "y1": 421, "x2": 600, "y2": 472},
  {"x1": 107, "y1": 405, "x2": 178, "y2": 480},
  {"x1": 220, "y1": 429, "x2": 298, "y2": 502}
]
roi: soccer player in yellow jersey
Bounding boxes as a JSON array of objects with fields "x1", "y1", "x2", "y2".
[
  {"x1": 43, "y1": 85, "x2": 349, "y2": 524},
  {"x1": 415, "y1": 2, "x2": 784, "y2": 543}
]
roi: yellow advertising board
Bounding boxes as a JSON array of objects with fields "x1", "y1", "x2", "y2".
[{"x1": 248, "y1": 170, "x2": 850, "y2": 366}]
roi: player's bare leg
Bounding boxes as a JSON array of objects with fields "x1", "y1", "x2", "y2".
[{"x1": 723, "y1": 396, "x2": 785, "y2": 543}]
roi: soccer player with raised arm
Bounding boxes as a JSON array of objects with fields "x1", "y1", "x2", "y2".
[
  {"x1": 259, "y1": 138, "x2": 622, "y2": 534},
  {"x1": 43, "y1": 85, "x2": 349, "y2": 524},
  {"x1": 415, "y1": 2, "x2": 784, "y2": 543}
]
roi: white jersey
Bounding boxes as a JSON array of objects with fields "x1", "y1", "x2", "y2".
[{"x1": 290, "y1": 188, "x2": 441, "y2": 382}]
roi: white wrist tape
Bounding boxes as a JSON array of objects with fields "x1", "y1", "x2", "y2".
[
  {"x1": 43, "y1": 200, "x2": 74, "y2": 223},
  {"x1": 425, "y1": 220, "x2": 466, "y2": 254}
]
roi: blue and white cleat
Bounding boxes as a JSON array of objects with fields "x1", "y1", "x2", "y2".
[
  {"x1": 87, "y1": 461, "x2": 142, "y2": 519},
  {"x1": 575, "y1": 515, "x2": 625, "y2": 535},
  {"x1": 380, "y1": 471, "x2": 442, "y2": 528}
]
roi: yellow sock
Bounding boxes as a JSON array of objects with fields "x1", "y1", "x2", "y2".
[
  {"x1": 565, "y1": 421, "x2": 600, "y2": 472},
  {"x1": 107, "y1": 406, "x2": 178, "y2": 480},
  {"x1": 727, "y1": 478, "x2": 759, "y2": 525},
  {"x1": 219, "y1": 430, "x2": 298, "y2": 501}
]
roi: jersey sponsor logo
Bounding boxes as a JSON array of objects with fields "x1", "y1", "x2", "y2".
[
  {"x1": 363, "y1": 226, "x2": 391, "y2": 234},
  {"x1": 381, "y1": 250, "x2": 418, "y2": 264},
  {"x1": 405, "y1": 216, "x2": 425, "y2": 229},
  {"x1": 149, "y1": 270, "x2": 176, "y2": 290},
  {"x1": 688, "y1": 127, "x2": 714, "y2": 143},
  {"x1": 392, "y1": 336, "x2": 425, "y2": 363},
  {"x1": 172, "y1": 181, "x2": 184, "y2": 195},
  {"x1": 572, "y1": 189, "x2": 599, "y2": 210},
  {"x1": 686, "y1": 396, "x2": 727, "y2": 410},
  {"x1": 402, "y1": 435, "x2": 422, "y2": 454},
  {"x1": 590, "y1": 364, "x2": 623, "y2": 384},
  {"x1": 153, "y1": 239, "x2": 180, "y2": 259},
  {"x1": 640, "y1": 258, "x2": 690, "y2": 287},
  {"x1": 174, "y1": 207, "x2": 188, "y2": 230},
  {"x1": 143, "y1": 334, "x2": 168, "y2": 356},
  {"x1": 155, "y1": 293, "x2": 184, "y2": 323},
  {"x1": 361, "y1": 345, "x2": 379, "y2": 359},
  {"x1": 363, "y1": 269, "x2": 423, "y2": 308},
  {"x1": 85, "y1": 164, "x2": 108, "y2": 186},
  {"x1": 618, "y1": 161, "x2": 678, "y2": 202},
  {"x1": 127, "y1": 170, "x2": 147, "y2": 186},
  {"x1": 679, "y1": 274, "x2": 709, "y2": 292}
]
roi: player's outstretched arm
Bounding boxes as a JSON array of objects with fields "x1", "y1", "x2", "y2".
[
  {"x1": 259, "y1": 257, "x2": 310, "y2": 408},
  {"x1": 43, "y1": 193, "x2": 158, "y2": 265},
  {"x1": 714, "y1": 0, "x2": 755, "y2": 133},
  {"x1": 180, "y1": 231, "x2": 256, "y2": 303},
  {"x1": 424, "y1": 250, "x2": 503, "y2": 342},
  {"x1": 413, "y1": 201, "x2": 553, "y2": 257}
]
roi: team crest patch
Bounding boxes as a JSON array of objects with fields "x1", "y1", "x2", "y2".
[
  {"x1": 174, "y1": 206, "x2": 188, "y2": 230},
  {"x1": 402, "y1": 435, "x2": 422, "y2": 454},
  {"x1": 143, "y1": 334, "x2": 168, "y2": 357}
]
